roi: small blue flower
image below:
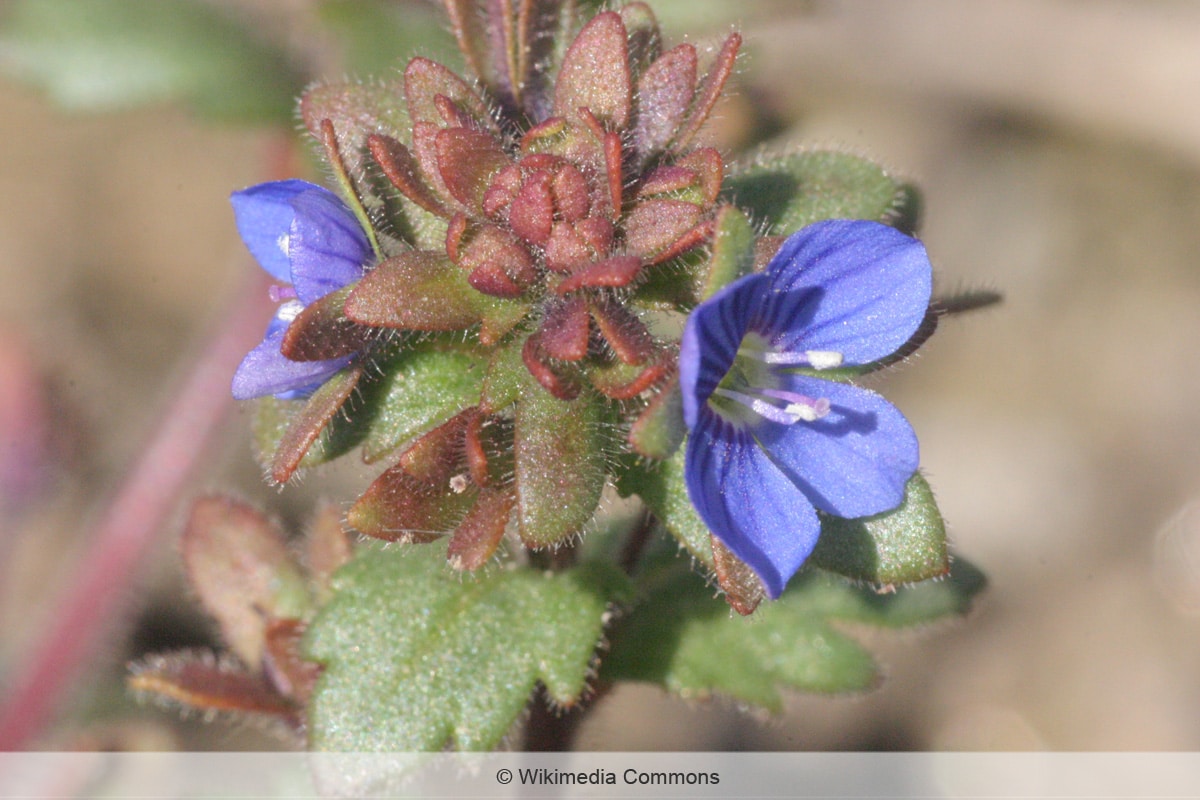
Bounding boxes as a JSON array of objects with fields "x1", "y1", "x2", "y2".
[
  {"x1": 679, "y1": 219, "x2": 932, "y2": 597},
  {"x1": 230, "y1": 180, "x2": 373, "y2": 400}
]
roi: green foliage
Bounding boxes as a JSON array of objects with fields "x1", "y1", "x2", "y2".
[
  {"x1": 0, "y1": 0, "x2": 301, "y2": 122},
  {"x1": 725, "y1": 150, "x2": 915, "y2": 234},
  {"x1": 305, "y1": 543, "x2": 630, "y2": 751},
  {"x1": 603, "y1": 554, "x2": 984, "y2": 709},
  {"x1": 810, "y1": 472, "x2": 949, "y2": 585}
]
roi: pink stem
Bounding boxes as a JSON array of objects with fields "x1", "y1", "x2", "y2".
[{"x1": 0, "y1": 146, "x2": 292, "y2": 748}]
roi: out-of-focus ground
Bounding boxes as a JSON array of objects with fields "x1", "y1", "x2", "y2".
[{"x1": 3, "y1": 0, "x2": 1200, "y2": 750}]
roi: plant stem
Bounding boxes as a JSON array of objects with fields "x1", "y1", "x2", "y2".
[{"x1": 0, "y1": 136, "x2": 296, "y2": 749}]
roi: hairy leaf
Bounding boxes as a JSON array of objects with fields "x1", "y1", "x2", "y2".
[{"x1": 305, "y1": 544, "x2": 629, "y2": 751}]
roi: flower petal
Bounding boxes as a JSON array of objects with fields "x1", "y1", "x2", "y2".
[
  {"x1": 684, "y1": 411, "x2": 820, "y2": 598},
  {"x1": 757, "y1": 220, "x2": 931, "y2": 365},
  {"x1": 286, "y1": 187, "x2": 372, "y2": 305},
  {"x1": 230, "y1": 180, "x2": 314, "y2": 283},
  {"x1": 231, "y1": 327, "x2": 351, "y2": 400},
  {"x1": 679, "y1": 272, "x2": 767, "y2": 427},
  {"x1": 754, "y1": 375, "x2": 918, "y2": 519}
]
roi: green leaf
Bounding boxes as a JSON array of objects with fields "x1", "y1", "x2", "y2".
[
  {"x1": 617, "y1": 444, "x2": 714, "y2": 569},
  {"x1": 724, "y1": 150, "x2": 909, "y2": 235},
  {"x1": 698, "y1": 205, "x2": 757, "y2": 300},
  {"x1": 514, "y1": 389, "x2": 607, "y2": 548},
  {"x1": 0, "y1": 0, "x2": 301, "y2": 122},
  {"x1": 809, "y1": 472, "x2": 950, "y2": 585},
  {"x1": 304, "y1": 543, "x2": 629, "y2": 751},
  {"x1": 361, "y1": 346, "x2": 486, "y2": 463},
  {"x1": 602, "y1": 557, "x2": 985, "y2": 709}
]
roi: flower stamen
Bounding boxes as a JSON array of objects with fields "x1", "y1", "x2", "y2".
[{"x1": 714, "y1": 387, "x2": 831, "y2": 425}]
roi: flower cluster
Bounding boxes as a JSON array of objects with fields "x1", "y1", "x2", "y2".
[{"x1": 229, "y1": 0, "x2": 940, "y2": 604}]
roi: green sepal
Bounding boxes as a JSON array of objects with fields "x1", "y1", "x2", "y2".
[
  {"x1": 697, "y1": 205, "x2": 757, "y2": 300},
  {"x1": 304, "y1": 542, "x2": 631, "y2": 751},
  {"x1": 601, "y1": 556, "x2": 985, "y2": 709},
  {"x1": 724, "y1": 150, "x2": 911, "y2": 234},
  {"x1": 513, "y1": 387, "x2": 607, "y2": 548},
  {"x1": 809, "y1": 472, "x2": 950, "y2": 585},
  {"x1": 615, "y1": 444, "x2": 713, "y2": 570},
  {"x1": 0, "y1": 0, "x2": 301, "y2": 122},
  {"x1": 360, "y1": 345, "x2": 486, "y2": 463},
  {"x1": 627, "y1": 380, "x2": 686, "y2": 460}
]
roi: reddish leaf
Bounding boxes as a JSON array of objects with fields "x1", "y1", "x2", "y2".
[
  {"x1": 398, "y1": 411, "x2": 471, "y2": 484},
  {"x1": 522, "y1": 333, "x2": 581, "y2": 400},
  {"x1": 675, "y1": 147, "x2": 725, "y2": 205},
  {"x1": 263, "y1": 619, "x2": 322, "y2": 705},
  {"x1": 345, "y1": 251, "x2": 482, "y2": 331},
  {"x1": 712, "y1": 535, "x2": 765, "y2": 616},
  {"x1": 404, "y1": 56, "x2": 492, "y2": 129},
  {"x1": 553, "y1": 12, "x2": 631, "y2": 130},
  {"x1": 436, "y1": 127, "x2": 511, "y2": 212},
  {"x1": 129, "y1": 652, "x2": 296, "y2": 719},
  {"x1": 347, "y1": 463, "x2": 470, "y2": 543},
  {"x1": 539, "y1": 296, "x2": 591, "y2": 361},
  {"x1": 589, "y1": 358, "x2": 669, "y2": 400},
  {"x1": 508, "y1": 170, "x2": 555, "y2": 244},
  {"x1": 459, "y1": 225, "x2": 538, "y2": 297},
  {"x1": 447, "y1": 488, "x2": 517, "y2": 571},
  {"x1": 306, "y1": 501, "x2": 354, "y2": 601},
  {"x1": 633, "y1": 43, "x2": 696, "y2": 157},
  {"x1": 181, "y1": 495, "x2": 307, "y2": 668},
  {"x1": 271, "y1": 366, "x2": 364, "y2": 484},
  {"x1": 589, "y1": 297, "x2": 654, "y2": 364},
  {"x1": 368, "y1": 133, "x2": 450, "y2": 217},
  {"x1": 622, "y1": 199, "x2": 703, "y2": 260},
  {"x1": 280, "y1": 286, "x2": 370, "y2": 362},
  {"x1": 673, "y1": 33, "x2": 741, "y2": 153},
  {"x1": 555, "y1": 255, "x2": 643, "y2": 294}
]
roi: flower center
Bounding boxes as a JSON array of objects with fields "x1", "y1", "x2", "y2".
[{"x1": 709, "y1": 333, "x2": 842, "y2": 427}]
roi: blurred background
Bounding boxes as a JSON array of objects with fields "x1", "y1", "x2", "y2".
[{"x1": 2, "y1": 0, "x2": 1200, "y2": 750}]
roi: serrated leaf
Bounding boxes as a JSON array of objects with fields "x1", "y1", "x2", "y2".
[
  {"x1": 304, "y1": 544, "x2": 629, "y2": 751},
  {"x1": 361, "y1": 346, "x2": 486, "y2": 463},
  {"x1": 809, "y1": 472, "x2": 950, "y2": 585},
  {"x1": 0, "y1": 0, "x2": 300, "y2": 122},
  {"x1": 602, "y1": 557, "x2": 984, "y2": 709},
  {"x1": 725, "y1": 151, "x2": 908, "y2": 235}
]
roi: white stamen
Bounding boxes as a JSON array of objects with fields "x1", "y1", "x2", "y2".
[
  {"x1": 802, "y1": 350, "x2": 844, "y2": 370},
  {"x1": 784, "y1": 397, "x2": 830, "y2": 421},
  {"x1": 276, "y1": 299, "x2": 304, "y2": 323}
]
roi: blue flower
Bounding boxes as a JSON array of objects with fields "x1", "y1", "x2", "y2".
[
  {"x1": 679, "y1": 219, "x2": 932, "y2": 597},
  {"x1": 230, "y1": 180, "x2": 373, "y2": 400}
]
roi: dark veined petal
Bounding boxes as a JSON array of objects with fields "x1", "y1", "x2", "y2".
[
  {"x1": 231, "y1": 327, "x2": 352, "y2": 400},
  {"x1": 679, "y1": 272, "x2": 768, "y2": 428},
  {"x1": 754, "y1": 375, "x2": 918, "y2": 519},
  {"x1": 283, "y1": 186, "x2": 372, "y2": 305},
  {"x1": 230, "y1": 179, "x2": 314, "y2": 283},
  {"x1": 756, "y1": 220, "x2": 931, "y2": 365},
  {"x1": 684, "y1": 412, "x2": 820, "y2": 598}
]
